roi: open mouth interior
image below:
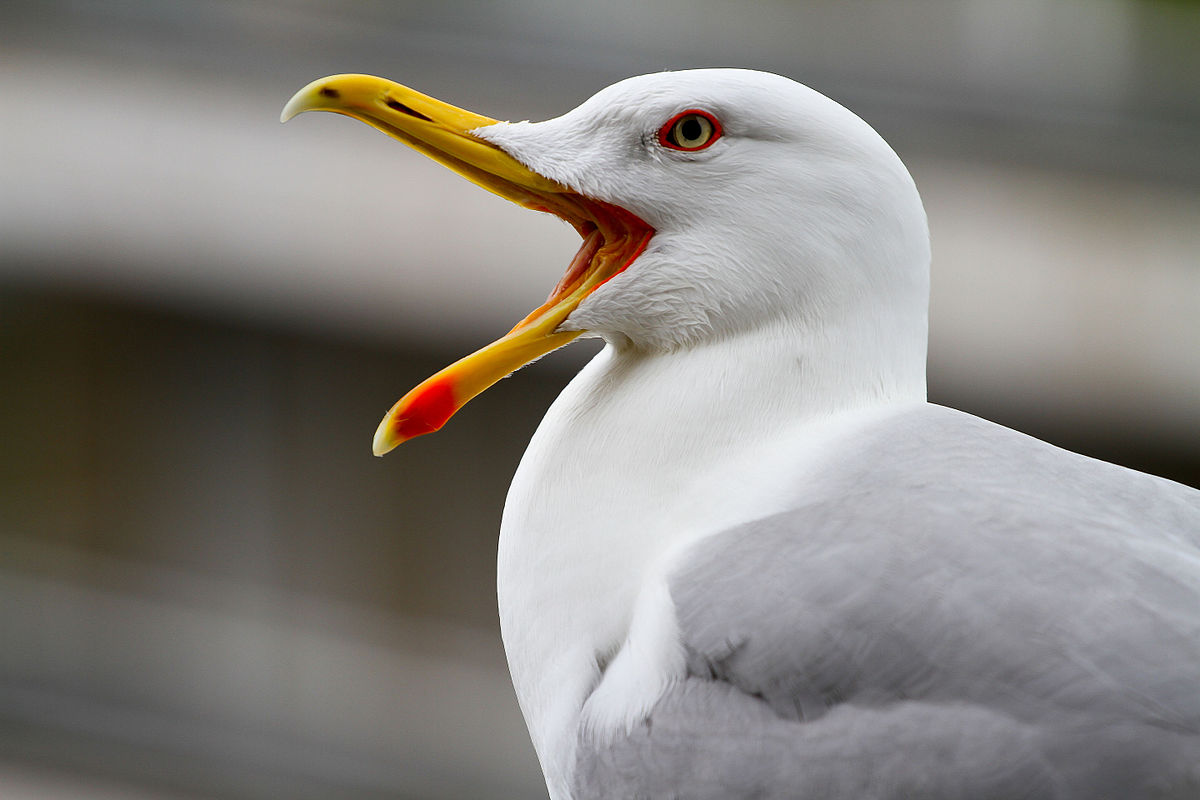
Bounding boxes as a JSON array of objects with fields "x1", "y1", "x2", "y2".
[{"x1": 508, "y1": 195, "x2": 654, "y2": 335}]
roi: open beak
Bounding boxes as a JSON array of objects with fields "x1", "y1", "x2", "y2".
[{"x1": 282, "y1": 75, "x2": 653, "y2": 455}]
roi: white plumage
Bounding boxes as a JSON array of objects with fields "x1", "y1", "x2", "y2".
[
  {"x1": 488, "y1": 70, "x2": 1200, "y2": 800},
  {"x1": 288, "y1": 68, "x2": 1200, "y2": 800}
]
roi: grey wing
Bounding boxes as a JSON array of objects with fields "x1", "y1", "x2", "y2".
[{"x1": 573, "y1": 405, "x2": 1200, "y2": 800}]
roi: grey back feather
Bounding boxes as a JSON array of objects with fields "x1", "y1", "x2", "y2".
[{"x1": 573, "y1": 405, "x2": 1200, "y2": 799}]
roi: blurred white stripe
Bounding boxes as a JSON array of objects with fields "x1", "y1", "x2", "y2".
[{"x1": 2, "y1": 50, "x2": 1198, "y2": 437}]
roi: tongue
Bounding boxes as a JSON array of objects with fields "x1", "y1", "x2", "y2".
[
  {"x1": 547, "y1": 225, "x2": 603, "y2": 303},
  {"x1": 507, "y1": 227, "x2": 604, "y2": 333}
]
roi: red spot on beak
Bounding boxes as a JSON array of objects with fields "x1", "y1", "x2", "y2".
[{"x1": 393, "y1": 377, "x2": 458, "y2": 441}]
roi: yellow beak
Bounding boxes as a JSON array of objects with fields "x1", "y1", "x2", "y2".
[{"x1": 282, "y1": 75, "x2": 652, "y2": 455}]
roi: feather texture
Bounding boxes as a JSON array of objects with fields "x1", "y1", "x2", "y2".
[{"x1": 573, "y1": 405, "x2": 1200, "y2": 799}]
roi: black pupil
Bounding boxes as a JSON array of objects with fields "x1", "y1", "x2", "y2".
[{"x1": 679, "y1": 117, "x2": 704, "y2": 143}]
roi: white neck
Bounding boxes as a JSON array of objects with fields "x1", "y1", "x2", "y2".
[{"x1": 497, "y1": 310, "x2": 925, "y2": 796}]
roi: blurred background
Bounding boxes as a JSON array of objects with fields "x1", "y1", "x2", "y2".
[{"x1": 2, "y1": 0, "x2": 1198, "y2": 797}]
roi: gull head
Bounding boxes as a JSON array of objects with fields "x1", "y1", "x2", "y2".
[
  {"x1": 282, "y1": 68, "x2": 930, "y2": 453},
  {"x1": 479, "y1": 69, "x2": 930, "y2": 351}
]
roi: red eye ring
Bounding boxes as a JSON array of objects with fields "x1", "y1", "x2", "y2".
[{"x1": 657, "y1": 109, "x2": 723, "y2": 151}]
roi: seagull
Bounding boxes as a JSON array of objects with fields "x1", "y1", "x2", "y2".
[{"x1": 282, "y1": 69, "x2": 1200, "y2": 799}]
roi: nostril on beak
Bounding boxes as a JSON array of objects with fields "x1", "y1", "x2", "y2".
[{"x1": 384, "y1": 97, "x2": 433, "y2": 122}]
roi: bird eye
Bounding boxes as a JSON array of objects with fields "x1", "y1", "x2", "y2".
[{"x1": 658, "y1": 110, "x2": 722, "y2": 151}]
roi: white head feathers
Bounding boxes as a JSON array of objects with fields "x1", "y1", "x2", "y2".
[{"x1": 478, "y1": 68, "x2": 929, "y2": 367}]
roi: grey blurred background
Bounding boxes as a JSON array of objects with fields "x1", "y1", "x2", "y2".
[{"x1": 2, "y1": 1, "x2": 1199, "y2": 797}]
